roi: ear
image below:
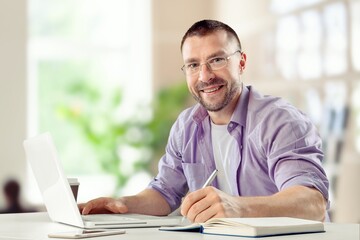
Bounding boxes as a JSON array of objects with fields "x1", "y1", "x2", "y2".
[{"x1": 239, "y1": 52, "x2": 247, "y2": 73}]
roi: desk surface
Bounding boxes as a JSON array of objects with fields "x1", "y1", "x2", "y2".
[{"x1": 0, "y1": 212, "x2": 358, "y2": 240}]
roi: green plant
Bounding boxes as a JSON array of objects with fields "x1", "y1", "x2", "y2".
[
  {"x1": 144, "y1": 82, "x2": 192, "y2": 173},
  {"x1": 57, "y1": 81, "x2": 191, "y2": 191}
]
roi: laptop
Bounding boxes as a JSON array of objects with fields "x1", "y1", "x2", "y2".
[{"x1": 23, "y1": 132, "x2": 180, "y2": 229}]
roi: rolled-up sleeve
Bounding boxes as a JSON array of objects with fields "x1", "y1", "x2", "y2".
[
  {"x1": 264, "y1": 108, "x2": 329, "y2": 202},
  {"x1": 147, "y1": 116, "x2": 189, "y2": 212}
]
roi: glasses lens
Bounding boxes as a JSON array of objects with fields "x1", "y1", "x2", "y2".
[
  {"x1": 183, "y1": 65, "x2": 199, "y2": 75},
  {"x1": 209, "y1": 58, "x2": 227, "y2": 70},
  {"x1": 181, "y1": 51, "x2": 240, "y2": 75}
]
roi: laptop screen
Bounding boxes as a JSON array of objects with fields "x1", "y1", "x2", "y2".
[{"x1": 24, "y1": 132, "x2": 85, "y2": 228}]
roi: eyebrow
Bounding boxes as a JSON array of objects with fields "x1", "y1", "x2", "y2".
[{"x1": 184, "y1": 50, "x2": 227, "y2": 64}]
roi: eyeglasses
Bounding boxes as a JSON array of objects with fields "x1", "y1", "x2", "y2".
[{"x1": 181, "y1": 50, "x2": 241, "y2": 76}]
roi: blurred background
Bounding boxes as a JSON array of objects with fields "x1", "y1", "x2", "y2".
[{"x1": 0, "y1": 0, "x2": 359, "y2": 223}]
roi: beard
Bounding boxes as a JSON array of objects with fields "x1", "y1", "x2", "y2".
[{"x1": 192, "y1": 77, "x2": 241, "y2": 112}]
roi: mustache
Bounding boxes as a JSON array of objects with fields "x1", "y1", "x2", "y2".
[{"x1": 196, "y1": 78, "x2": 226, "y2": 90}]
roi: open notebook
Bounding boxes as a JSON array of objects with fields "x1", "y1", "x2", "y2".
[
  {"x1": 23, "y1": 132, "x2": 180, "y2": 229},
  {"x1": 160, "y1": 217, "x2": 325, "y2": 237}
]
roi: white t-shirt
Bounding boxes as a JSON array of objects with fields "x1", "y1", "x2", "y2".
[{"x1": 211, "y1": 122, "x2": 239, "y2": 196}]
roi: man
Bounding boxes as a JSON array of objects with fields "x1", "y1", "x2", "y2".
[
  {"x1": 81, "y1": 20, "x2": 329, "y2": 222},
  {"x1": 0, "y1": 179, "x2": 36, "y2": 213}
]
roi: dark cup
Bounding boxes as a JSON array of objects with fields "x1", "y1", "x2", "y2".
[{"x1": 68, "y1": 178, "x2": 79, "y2": 201}]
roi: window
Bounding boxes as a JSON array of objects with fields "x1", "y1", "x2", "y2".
[
  {"x1": 268, "y1": 0, "x2": 360, "y2": 217},
  {"x1": 323, "y1": 2, "x2": 348, "y2": 76},
  {"x1": 351, "y1": 0, "x2": 360, "y2": 71},
  {"x1": 27, "y1": 0, "x2": 152, "y2": 203},
  {"x1": 298, "y1": 10, "x2": 322, "y2": 80},
  {"x1": 275, "y1": 16, "x2": 300, "y2": 80}
]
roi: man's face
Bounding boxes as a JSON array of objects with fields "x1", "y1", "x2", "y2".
[{"x1": 181, "y1": 31, "x2": 243, "y2": 112}]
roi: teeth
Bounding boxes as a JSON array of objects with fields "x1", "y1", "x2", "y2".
[{"x1": 203, "y1": 87, "x2": 220, "y2": 93}]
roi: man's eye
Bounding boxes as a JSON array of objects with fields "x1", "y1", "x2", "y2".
[
  {"x1": 210, "y1": 57, "x2": 225, "y2": 64},
  {"x1": 187, "y1": 63, "x2": 199, "y2": 69}
]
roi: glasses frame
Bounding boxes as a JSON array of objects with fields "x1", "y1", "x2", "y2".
[{"x1": 181, "y1": 50, "x2": 242, "y2": 75}]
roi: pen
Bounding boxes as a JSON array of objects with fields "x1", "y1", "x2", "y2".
[
  {"x1": 181, "y1": 169, "x2": 218, "y2": 223},
  {"x1": 201, "y1": 169, "x2": 218, "y2": 188}
]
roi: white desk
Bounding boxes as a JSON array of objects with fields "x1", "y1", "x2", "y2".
[{"x1": 0, "y1": 212, "x2": 358, "y2": 240}]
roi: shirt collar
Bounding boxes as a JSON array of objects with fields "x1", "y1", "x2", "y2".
[{"x1": 230, "y1": 84, "x2": 249, "y2": 127}]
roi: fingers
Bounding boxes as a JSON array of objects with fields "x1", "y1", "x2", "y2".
[
  {"x1": 78, "y1": 203, "x2": 86, "y2": 213},
  {"x1": 81, "y1": 197, "x2": 128, "y2": 215},
  {"x1": 81, "y1": 197, "x2": 107, "y2": 215},
  {"x1": 187, "y1": 200, "x2": 214, "y2": 223},
  {"x1": 180, "y1": 188, "x2": 206, "y2": 218},
  {"x1": 181, "y1": 187, "x2": 219, "y2": 223},
  {"x1": 192, "y1": 204, "x2": 218, "y2": 223}
]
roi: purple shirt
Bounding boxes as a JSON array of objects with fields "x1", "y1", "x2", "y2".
[{"x1": 148, "y1": 85, "x2": 329, "y2": 216}]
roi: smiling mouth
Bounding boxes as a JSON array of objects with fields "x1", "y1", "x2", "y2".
[{"x1": 201, "y1": 85, "x2": 223, "y2": 93}]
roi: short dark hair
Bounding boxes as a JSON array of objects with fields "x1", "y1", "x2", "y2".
[
  {"x1": 180, "y1": 19, "x2": 242, "y2": 51},
  {"x1": 4, "y1": 179, "x2": 20, "y2": 200}
]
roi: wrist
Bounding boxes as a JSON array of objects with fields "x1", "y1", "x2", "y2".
[{"x1": 236, "y1": 196, "x2": 271, "y2": 217}]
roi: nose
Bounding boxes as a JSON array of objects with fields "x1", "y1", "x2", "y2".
[{"x1": 198, "y1": 63, "x2": 214, "y2": 82}]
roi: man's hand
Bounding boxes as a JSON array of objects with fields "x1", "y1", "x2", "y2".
[
  {"x1": 78, "y1": 189, "x2": 172, "y2": 216},
  {"x1": 79, "y1": 197, "x2": 128, "y2": 215},
  {"x1": 180, "y1": 187, "x2": 241, "y2": 223},
  {"x1": 180, "y1": 185, "x2": 327, "y2": 223}
]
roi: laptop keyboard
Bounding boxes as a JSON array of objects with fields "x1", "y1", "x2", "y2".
[{"x1": 82, "y1": 214, "x2": 138, "y2": 222}]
